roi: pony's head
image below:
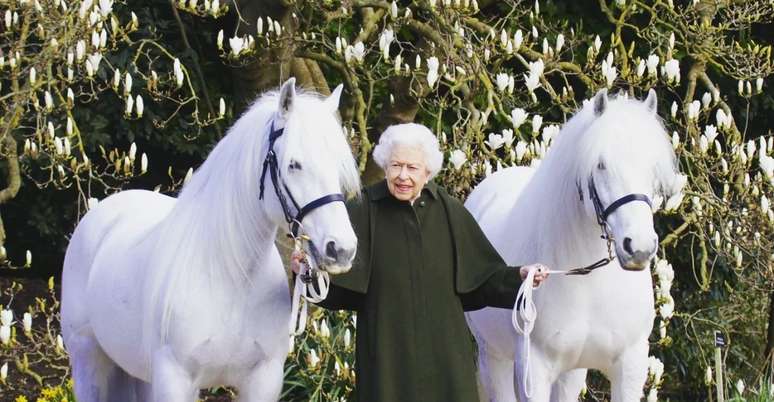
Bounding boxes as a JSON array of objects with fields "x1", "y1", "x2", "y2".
[
  {"x1": 259, "y1": 78, "x2": 361, "y2": 274},
  {"x1": 575, "y1": 89, "x2": 683, "y2": 270}
]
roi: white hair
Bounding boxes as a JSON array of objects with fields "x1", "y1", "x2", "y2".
[{"x1": 373, "y1": 123, "x2": 444, "y2": 179}]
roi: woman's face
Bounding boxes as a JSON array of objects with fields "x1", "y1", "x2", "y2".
[{"x1": 385, "y1": 144, "x2": 430, "y2": 202}]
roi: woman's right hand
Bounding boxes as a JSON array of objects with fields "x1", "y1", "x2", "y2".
[{"x1": 290, "y1": 250, "x2": 304, "y2": 274}]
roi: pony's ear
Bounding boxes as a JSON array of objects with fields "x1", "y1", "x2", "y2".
[
  {"x1": 593, "y1": 89, "x2": 608, "y2": 117},
  {"x1": 644, "y1": 89, "x2": 658, "y2": 115},
  {"x1": 278, "y1": 77, "x2": 297, "y2": 118},
  {"x1": 324, "y1": 84, "x2": 344, "y2": 113}
]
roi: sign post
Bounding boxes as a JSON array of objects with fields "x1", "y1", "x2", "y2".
[{"x1": 714, "y1": 330, "x2": 726, "y2": 402}]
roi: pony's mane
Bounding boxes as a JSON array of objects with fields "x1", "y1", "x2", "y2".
[
  {"x1": 141, "y1": 88, "x2": 360, "y2": 363},
  {"x1": 503, "y1": 93, "x2": 679, "y2": 269}
]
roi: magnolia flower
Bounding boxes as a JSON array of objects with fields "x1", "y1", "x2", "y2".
[
  {"x1": 704, "y1": 125, "x2": 718, "y2": 143},
  {"x1": 593, "y1": 35, "x2": 602, "y2": 52},
  {"x1": 601, "y1": 59, "x2": 617, "y2": 87},
  {"x1": 648, "y1": 356, "x2": 665, "y2": 383},
  {"x1": 646, "y1": 54, "x2": 659, "y2": 76},
  {"x1": 135, "y1": 95, "x2": 144, "y2": 118},
  {"x1": 513, "y1": 29, "x2": 524, "y2": 50},
  {"x1": 555, "y1": 33, "x2": 565, "y2": 52},
  {"x1": 699, "y1": 135, "x2": 709, "y2": 154},
  {"x1": 511, "y1": 108, "x2": 528, "y2": 128},
  {"x1": 496, "y1": 73, "x2": 510, "y2": 93},
  {"x1": 762, "y1": 195, "x2": 770, "y2": 212},
  {"x1": 173, "y1": 58, "x2": 184, "y2": 88},
  {"x1": 309, "y1": 348, "x2": 320, "y2": 367},
  {"x1": 664, "y1": 59, "x2": 680, "y2": 84},
  {"x1": 0, "y1": 325, "x2": 9, "y2": 345},
  {"x1": 56, "y1": 334, "x2": 64, "y2": 351},
  {"x1": 427, "y1": 57, "x2": 439, "y2": 87},
  {"x1": 670, "y1": 102, "x2": 678, "y2": 118},
  {"x1": 184, "y1": 168, "x2": 194, "y2": 185},
  {"x1": 716, "y1": 109, "x2": 731, "y2": 129},
  {"x1": 22, "y1": 313, "x2": 31, "y2": 334},
  {"x1": 501, "y1": 129, "x2": 515, "y2": 147},
  {"x1": 659, "y1": 297, "x2": 674, "y2": 319},
  {"x1": 320, "y1": 319, "x2": 330, "y2": 338},
  {"x1": 542, "y1": 125, "x2": 559, "y2": 144},
  {"x1": 0, "y1": 362, "x2": 6, "y2": 381},
  {"x1": 736, "y1": 379, "x2": 745, "y2": 395},
  {"x1": 229, "y1": 36, "x2": 245, "y2": 57},
  {"x1": 67, "y1": 88, "x2": 75, "y2": 104},
  {"x1": 26, "y1": 250, "x2": 32, "y2": 267},
  {"x1": 687, "y1": 100, "x2": 700, "y2": 120},
  {"x1": 756, "y1": 77, "x2": 763, "y2": 93},
  {"x1": 668, "y1": 32, "x2": 675, "y2": 48},
  {"x1": 141, "y1": 153, "x2": 148, "y2": 174},
  {"x1": 524, "y1": 73, "x2": 540, "y2": 92},
  {"x1": 529, "y1": 59, "x2": 545, "y2": 77},
  {"x1": 449, "y1": 149, "x2": 467, "y2": 170},
  {"x1": 646, "y1": 387, "x2": 658, "y2": 402},
  {"x1": 88, "y1": 197, "x2": 99, "y2": 210},
  {"x1": 508, "y1": 142, "x2": 524, "y2": 162},
  {"x1": 379, "y1": 29, "x2": 394, "y2": 59},
  {"x1": 705, "y1": 366, "x2": 713, "y2": 385},
  {"x1": 125, "y1": 95, "x2": 134, "y2": 115},
  {"x1": 531, "y1": 115, "x2": 543, "y2": 133},
  {"x1": 344, "y1": 328, "x2": 351, "y2": 348},
  {"x1": 352, "y1": 41, "x2": 365, "y2": 63},
  {"x1": 219, "y1": 98, "x2": 226, "y2": 117},
  {"x1": 702, "y1": 92, "x2": 711, "y2": 109},
  {"x1": 485, "y1": 133, "x2": 505, "y2": 150},
  {"x1": 0, "y1": 310, "x2": 12, "y2": 326},
  {"x1": 636, "y1": 59, "x2": 646, "y2": 77},
  {"x1": 29, "y1": 66, "x2": 37, "y2": 84}
]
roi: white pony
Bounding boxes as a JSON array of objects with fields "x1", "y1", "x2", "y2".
[
  {"x1": 61, "y1": 78, "x2": 361, "y2": 402},
  {"x1": 465, "y1": 89, "x2": 683, "y2": 402}
]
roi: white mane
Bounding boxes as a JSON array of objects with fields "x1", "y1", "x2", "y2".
[
  {"x1": 140, "y1": 89, "x2": 361, "y2": 361},
  {"x1": 502, "y1": 94, "x2": 679, "y2": 269}
]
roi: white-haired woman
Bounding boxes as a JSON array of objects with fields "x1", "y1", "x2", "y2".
[{"x1": 292, "y1": 122, "x2": 548, "y2": 402}]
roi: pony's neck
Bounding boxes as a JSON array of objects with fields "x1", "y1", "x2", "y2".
[
  {"x1": 506, "y1": 115, "x2": 609, "y2": 269},
  {"x1": 166, "y1": 106, "x2": 280, "y2": 288}
]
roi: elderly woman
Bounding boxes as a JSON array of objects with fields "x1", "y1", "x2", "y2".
[{"x1": 292, "y1": 123, "x2": 548, "y2": 402}]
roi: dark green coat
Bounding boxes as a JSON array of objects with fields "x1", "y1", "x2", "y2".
[{"x1": 317, "y1": 180, "x2": 522, "y2": 402}]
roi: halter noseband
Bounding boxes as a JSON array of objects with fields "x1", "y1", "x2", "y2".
[
  {"x1": 258, "y1": 121, "x2": 345, "y2": 238},
  {"x1": 567, "y1": 177, "x2": 652, "y2": 275}
]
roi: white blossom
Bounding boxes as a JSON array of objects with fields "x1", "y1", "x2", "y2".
[
  {"x1": 219, "y1": 98, "x2": 226, "y2": 117},
  {"x1": 687, "y1": 100, "x2": 700, "y2": 120},
  {"x1": 515, "y1": 141, "x2": 528, "y2": 161},
  {"x1": 0, "y1": 362, "x2": 6, "y2": 381},
  {"x1": 217, "y1": 30, "x2": 224, "y2": 49},
  {"x1": 646, "y1": 387, "x2": 658, "y2": 402},
  {"x1": 125, "y1": 94, "x2": 134, "y2": 115},
  {"x1": 344, "y1": 328, "x2": 351, "y2": 348},
  {"x1": 511, "y1": 108, "x2": 528, "y2": 128},
  {"x1": 0, "y1": 326, "x2": 9, "y2": 345},
  {"x1": 124, "y1": 72, "x2": 132, "y2": 95},
  {"x1": 531, "y1": 115, "x2": 543, "y2": 133},
  {"x1": 426, "y1": 57, "x2": 439, "y2": 87},
  {"x1": 26, "y1": 250, "x2": 32, "y2": 266},
  {"x1": 22, "y1": 313, "x2": 31, "y2": 334},
  {"x1": 56, "y1": 334, "x2": 64, "y2": 351},
  {"x1": 449, "y1": 149, "x2": 467, "y2": 170},
  {"x1": 593, "y1": 35, "x2": 602, "y2": 52},
  {"x1": 0, "y1": 310, "x2": 12, "y2": 326},
  {"x1": 601, "y1": 59, "x2": 617, "y2": 87},
  {"x1": 636, "y1": 59, "x2": 646, "y2": 77},
  {"x1": 670, "y1": 101, "x2": 678, "y2": 118},
  {"x1": 648, "y1": 356, "x2": 665, "y2": 384},
  {"x1": 664, "y1": 59, "x2": 680, "y2": 84},
  {"x1": 229, "y1": 36, "x2": 245, "y2": 56},
  {"x1": 141, "y1": 153, "x2": 148, "y2": 174},
  {"x1": 705, "y1": 366, "x2": 713, "y2": 385},
  {"x1": 513, "y1": 29, "x2": 523, "y2": 51},
  {"x1": 756, "y1": 77, "x2": 763, "y2": 93},
  {"x1": 496, "y1": 73, "x2": 510, "y2": 93},
  {"x1": 135, "y1": 95, "x2": 144, "y2": 118},
  {"x1": 174, "y1": 58, "x2": 184, "y2": 88},
  {"x1": 541, "y1": 124, "x2": 559, "y2": 144},
  {"x1": 704, "y1": 125, "x2": 718, "y2": 143},
  {"x1": 647, "y1": 54, "x2": 659, "y2": 76},
  {"x1": 736, "y1": 379, "x2": 745, "y2": 396},
  {"x1": 485, "y1": 133, "x2": 505, "y2": 150},
  {"x1": 29, "y1": 66, "x2": 37, "y2": 84}
]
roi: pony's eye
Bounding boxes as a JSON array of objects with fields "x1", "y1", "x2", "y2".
[
  {"x1": 597, "y1": 161, "x2": 606, "y2": 170},
  {"x1": 289, "y1": 160, "x2": 302, "y2": 171}
]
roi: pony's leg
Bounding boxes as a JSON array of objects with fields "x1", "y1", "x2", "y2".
[
  {"x1": 550, "y1": 369, "x2": 587, "y2": 402},
  {"x1": 237, "y1": 357, "x2": 284, "y2": 402},
  {"x1": 514, "y1": 347, "x2": 554, "y2": 402},
  {"x1": 608, "y1": 340, "x2": 649, "y2": 402},
  {"x1": 478, "y1": 347, "x2": 517, "y2": 402},
  {"x1": 151, "y1": 347, "x2": 197, "y2": 402},
  {"x1": 68, "y1": 328, "x2": 150, "y2": 402}
]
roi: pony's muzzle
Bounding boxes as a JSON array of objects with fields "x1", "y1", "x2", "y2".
[
  {"x1": 620, "y1": 237, "x2": 657, "y2": 271},
  {"x1": 315, "y1": 238, "x2": 355, "y2": 274}
]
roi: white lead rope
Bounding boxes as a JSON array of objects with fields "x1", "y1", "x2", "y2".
[
  {"x1": 289, "y1": 254, "x2": 330, "y2": 337},
  {"x1": 511, "y1": 266, "x2": 567, "y2": 398}
]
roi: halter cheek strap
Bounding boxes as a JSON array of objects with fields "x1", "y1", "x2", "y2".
[{"x1": 258, "y1": 121, "x2": 345, "y2": 238}]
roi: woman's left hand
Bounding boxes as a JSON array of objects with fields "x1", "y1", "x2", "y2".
[{"x1": 520, "y1": 263, "x2": 550, "y2": 287}]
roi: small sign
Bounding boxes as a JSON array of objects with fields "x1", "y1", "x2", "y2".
[{"x1": 714, "y1": 330, "x2": 726, "y2": 348}]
